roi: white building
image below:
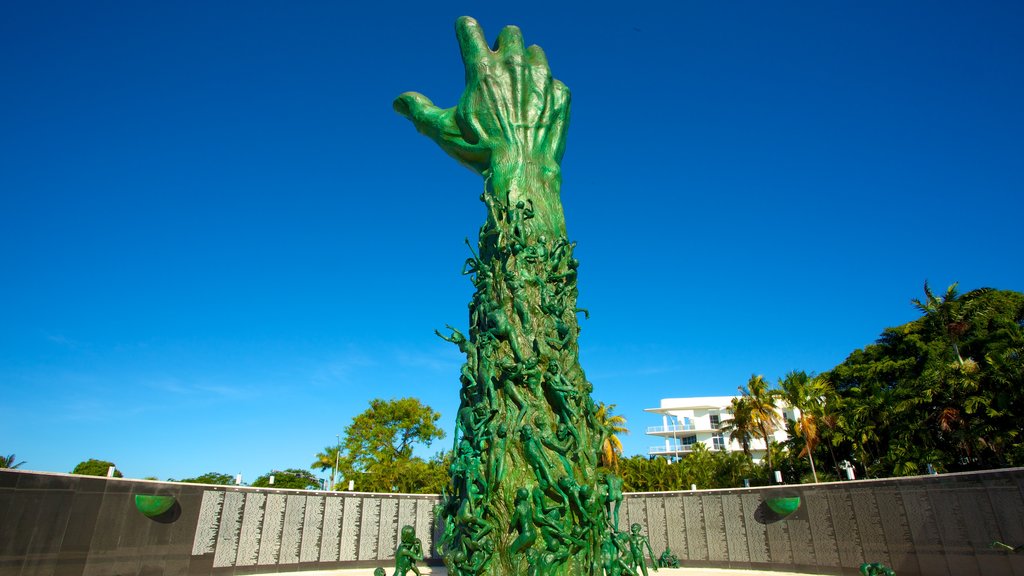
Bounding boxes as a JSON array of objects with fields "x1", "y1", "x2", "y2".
[{"x1": 644, "y1": 396, "x2": 797, "y2": 463}]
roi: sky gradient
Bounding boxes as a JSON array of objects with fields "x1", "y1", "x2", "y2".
[{"x1": 2, "y1": 1, "x2": 1022, "y2": 484}]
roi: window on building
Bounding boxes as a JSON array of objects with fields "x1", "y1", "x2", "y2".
[
  {"x1": 681, "y1": 435, "x2": 697, "y2": 446},
  {"x1": 712, "y1": 434, "x2": 725, "y2": 450},
  {"x1": 709, "y1": 414, "x2": 721, "y2": 429}
]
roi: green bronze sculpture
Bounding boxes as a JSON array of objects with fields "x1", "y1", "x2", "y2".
[
  {"x1": 394, "y1": 525, "x2": 425, "y2": 576},
  {"x1": 626, "y1": 524, "x2": 657, "y2": 576},
  {"x1": 395, "y1": 16, "x2": 623, "y2": 576},
  {"x1": 656, "y1": 547, "x2": 679, "y2": 569}
]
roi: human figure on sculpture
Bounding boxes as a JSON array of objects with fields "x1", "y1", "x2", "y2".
[
  {"x1": 394, "y1": 525, "x2": 424, "y2": 576},
  {"x1": 543, "y1": 363, "x2": 582, "y2": 446},
  {"x1": 520, "y1": 424, "x2": 564, "y2": 499},
  {"x1": 604, "y1": 473, "x2": 624, "y2": 529},
  {"x1": 656, "y1": 547, "x2": 679, "y2": 569},
  {"x1": 627, "y1": 523, "x2": 658, "y2": 576},
  {"x1": 510, "y1": 487, "x2": 538, "y2": 554}
]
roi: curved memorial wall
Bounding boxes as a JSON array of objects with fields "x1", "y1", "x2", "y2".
[{"x1": 1, "y1": 468, "x2": 1022, "y2": 575}]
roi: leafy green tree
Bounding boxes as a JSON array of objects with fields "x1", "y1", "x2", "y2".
[
  {"x1": 595, "y1": 402, "x2": 629, "y2": 471},
  {"x1": 680, "y1": 443, "x2": 717, "y2": 489},
  {"x1": 777, "y1": 371, "x2": 826, "y2": 482},
  {"x1": 720, "y1": 396, "x2": 754, "y2": 457},
  {"x1": 741, "y1": 374, "x2": 781, "y2": 472},
  {"x1": 251, "y1": 468, "x2": 320, "y2": 489},
  {"x1": 715, "y1": 450, "x2": 758, "y2": 488},
  {"x1": 72, "y1": 459, "x2": 122, "y2": 477},
  {"x1": 828, "y1": 285, "x2": 1024, "y2": 476},
  {"x1": 338, "y1": 398, "x2": 445, "y2": 493},
  {"x1": 1, "y1": 454, "x2": 26, "y2": 469},
  {"x1": 912, "y1": 281, "x2": 991, "y2": 367},
  {"x1": 172, "y1": 472, "x2": 236, "y2": 485},
  {"x1": 311, "y1": 445, "x2": 341, "y2": 490}
]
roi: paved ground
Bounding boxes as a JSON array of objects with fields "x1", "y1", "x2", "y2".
[{"x1": 291, "y1": 567, "x2": 830, "y2": 576}]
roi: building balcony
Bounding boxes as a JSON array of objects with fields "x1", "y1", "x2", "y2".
[
  {"x1": 645, "y1": 424, "x2": 696, "y2": 434},
  {"x1": 648, "y1": 445, "x2": 696, "y2": 456}
]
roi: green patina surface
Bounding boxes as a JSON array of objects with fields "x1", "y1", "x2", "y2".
[
  {"x1": 134, "y1": 494, "x2": 176, "y2": 518},
  {"x1": 395, "y1": 16, "x2": 633, "y2": 576}
]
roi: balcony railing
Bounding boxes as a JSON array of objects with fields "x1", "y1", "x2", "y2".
[
  {"x1": 645, "y1": 424, "x2": 696, "y2": 434},
  {"x1": 648, "y1": 444, "x2": 696, "y2": 455}
]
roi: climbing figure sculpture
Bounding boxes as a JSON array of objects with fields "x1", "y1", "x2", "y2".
[{"x1": 396, "y1": 15, "x2": 618, "y2": 576}]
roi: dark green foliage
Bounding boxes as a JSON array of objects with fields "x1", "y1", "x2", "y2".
[
  {"x1": 824, "y1": 285, "x2": 1024, "y2": 477},
  {"x1": 1, "y1": 454, "x2": 26, "y2": 469},
  {"x1": 251, "y1": 468, "x2": 320, "y2": 489},
  {"x1": 618, "y1": 447, "x2": 762, "y2": 492},
  {"x1": 72, "y1": 459, "x2": 122, "y2": 477},
  {"x1": 172, "y1": 472, "x2": 236, "y2": 485}
]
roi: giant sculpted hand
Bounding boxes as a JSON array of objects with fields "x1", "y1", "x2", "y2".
[{"x1": 394, "y1": 17, "x2": 570, "y2": 178}]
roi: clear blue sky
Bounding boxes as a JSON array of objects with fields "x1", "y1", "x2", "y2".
[{"x1": 2, "y1": 2, "x2": 1022, "y2": 483}]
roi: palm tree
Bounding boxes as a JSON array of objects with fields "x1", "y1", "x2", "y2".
[
  {"x1": 742, "y1": 374, "x2": 782, "y2": 472},
  {"x1": 311, "y1": 445, "x2": 342, "y2": 490},
  {"x1": 595, "y1": 402, "x2": 629, "y2": 471},
  {"x1": 778, "y1": 371, "x2": 825, "y2": 482},
  {"x1": 720, "y1": 396, "x2": 754, "y2": 457},
  {"x1": 912, "y1": 281, "x2": 992, "y2": 366},
  {"x1": 1, "y1": 454, "x2": 26, "y2": 469}
]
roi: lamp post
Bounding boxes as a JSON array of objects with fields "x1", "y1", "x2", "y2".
[{"x1": 330, "y1": 434, "x2": 341, "y2": 491}]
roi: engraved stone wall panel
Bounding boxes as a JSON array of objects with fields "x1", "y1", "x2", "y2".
[
  {"x1": 900, "y1": 486, "x2": 948, "y2": 576},
  {"x1": 741, "y1": 493, "x2": 769, "y2": 564},
  {"x1": 663, "y1": 496, "x2": 686, "y2": 558},
  {"x1": 626, "y1": 496, "x2": 647, "y2": 534},
  {"x1": 320, "y1": 496, "x2": 344, "y2": 563},
  {"x1": 956, "y1": 486, "x2": 1012, "y2": 576},
  {"x1": 235, "y1": 492, "x2": 266, "y2": 567},
  {"x1": 764, "y1": 503, "x2": 793, "y2": 565},
  {"x1": 644, "y1": 497, "x2": 667, "y2": 559},
  {"x1": 929, "y1": 481, "x2": 978, "y2": 576},
  {"x1": 279, "y1": 494, "x2": 307, "y2": 565},
  {"x1": 300, "y1": 495, "x2": 325, "y2": 563},
  {"x1": 415, "y1": 499, "x2": 435, "y2": 559},
  {"x1": 258, "y1": 493, "x2": 286, "y2": 566},
  {"x1": 701, "y1": 494, "x2": 728, "y2": 562},
  {"x1": 397, "y1": 498, "x2": 416, "y2": 535},
  {"x1": 358, "y1": 497, "x2": 381, "y2": 561},
  {"x1": 850, "y1": 487, "x2": 888, "y2": 567},
  {"x1": 804, "y1": 490, "x2": 839, "y2": 568},
  {"x1": 682, "y1": 494, "x2": 707, "y2": 561},
  {"x1": 987, "y1": 482, "x2": 1024, "y2": 548},
  {"x1": 787, "y1": 515, "x2": 815, "y2": 567},
  {"x1": 721, "y1": 494, "x2": 749, "y2": 563},
  {"x1": 191, "y1": 490, "x2": 225, "y2": 555},
  {"x1": 874, "y1": 488, "x2": 915, "y2": 574},
  {"x1": 827, "y1": 490, "x2": 863, "y2": 568},
  {"x1": 378, "y1": 498, "x2": 399, "y2": 560},
  {"x1": 339, "y1": 497, "x2": 361, "y2": 562},
  {"x1": 987, "y1": 481, "x2": 1024, "y2": 576},
  {"x1": 212, "y1": 491, "x2": 245, "y2": 568}
]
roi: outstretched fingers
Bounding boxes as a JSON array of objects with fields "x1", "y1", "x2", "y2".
[
  {"x1": 495, "y1": 25, "x2": 525, "y2": 55},
  {"x1": 456, "y1": 16, "x2": 490, "y2": 77},
  {"x1": 526, "y1": 44, "x2": 549, "y2": 71},
  {"x1": 393, "y1": 92, "x2": 447, "y2": 138}
]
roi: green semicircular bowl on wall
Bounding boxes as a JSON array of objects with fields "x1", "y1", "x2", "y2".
[
  {"x1": 134, "y1": 494, "x2": 177, "y2": 517},
  {"x1": 765, "y1": 496, "x2": 801, "y2": 516}
]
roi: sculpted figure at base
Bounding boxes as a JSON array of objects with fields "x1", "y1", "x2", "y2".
[
  {"x1": 389, "y1": 525, "x2": 424, "y2": 576},
  {"x1": 396, "y1": 15, "x2": 623, "y2": 576},
  {"x1": 626, "y1": 524, "x2": 657, "y2": 576},
  {"x1": 655, "y1": 548, "x2": 679, "y2": 569}
]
